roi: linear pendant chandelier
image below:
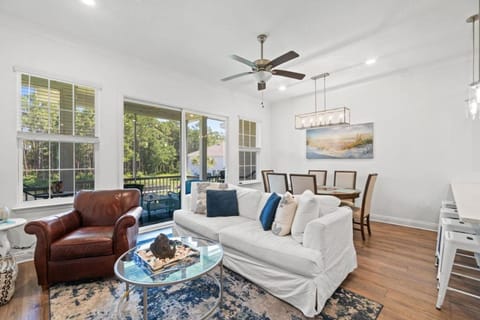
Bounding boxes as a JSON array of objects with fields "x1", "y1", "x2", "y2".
[
  {"x1": 467, "y1": 1, "x2": 480, "y2": 120},
  {"x1": 295, "y1": 72, "x2": 350, "y2": 129}
]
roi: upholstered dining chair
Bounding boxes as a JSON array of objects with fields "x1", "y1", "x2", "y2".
[
  {"x1": 308, "y1": 170, "x2": 327, "y2": 188},
  {"x1": 290, "y1": 174, "x2": 317, "y2": 195},
  {"x1": 266, "y1": 173, "x2": 289, "y2": 194},
  {"x1": 351, "y1": 173, "x2": 378, "y2": 241},
  {"x1": 24, "y1": 189, "x2": 142, "y2": 289},
  {"x1": 261, "y1": 169, "x2": 274, "y2": 192},
  {"x1": 334, "y1": 170, "x2": 357, "y2": 204}
]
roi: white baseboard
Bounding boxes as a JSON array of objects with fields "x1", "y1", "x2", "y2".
[{"x1": 371, "y1": 214, "x2": 437, "y2": 231}]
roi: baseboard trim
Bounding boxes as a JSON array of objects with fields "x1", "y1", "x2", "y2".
[{"x1": 371, "y1": 214, "x2": 437, "y2": 231}]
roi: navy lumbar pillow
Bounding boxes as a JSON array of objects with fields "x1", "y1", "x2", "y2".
[
  {"x1": 206, "y1": 189, "x2": 239, "y2": 217},
  {"x1": 259, "y1": 192, "x2": 282, "y2": 231}
]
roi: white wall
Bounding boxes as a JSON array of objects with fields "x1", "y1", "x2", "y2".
[
  {"x1": 270, "y1": 57, "x2": 479, "y2": 230},
  {"x1": 0, "y1": 15, "x2": 270, "y2": 245}
]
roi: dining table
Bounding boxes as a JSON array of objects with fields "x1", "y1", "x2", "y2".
[{"x1": 315, "y1": 186, "x2": 361, "y2": 200}]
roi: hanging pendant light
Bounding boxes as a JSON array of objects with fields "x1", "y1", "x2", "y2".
[
  {"x1": 295, "y1": 72, "x2": 350, "y2": 129},
  {"x1": 467, "y1": 0, "x2": 480, "y2": 120}
]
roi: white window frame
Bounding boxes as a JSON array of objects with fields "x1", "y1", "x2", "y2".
[
  {"x1": 238, "y1": 117, "x2": 261, "y2": 185},
  {"x1": 16, "y1": 70, "x2": 100, "y2": 205}
]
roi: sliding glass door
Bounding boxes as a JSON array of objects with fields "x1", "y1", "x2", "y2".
[
  {"x1": 123, "y1": 103, "x2": 227, "y2": 227},
  {"x1": 124, "y1": 101, "x2": 181, "y2": 226},
  {"x1": 185, "y1": 112, "x2": 226, "y2": 183}
]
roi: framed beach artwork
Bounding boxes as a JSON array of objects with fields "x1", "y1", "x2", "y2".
[{"x1": 306, "y1": 123, "x2": 374, "y2": 159}]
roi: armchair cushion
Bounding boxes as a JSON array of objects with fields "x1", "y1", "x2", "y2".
[{"x1": 50, "y1": 226, "x2": 114, "y2": 261}]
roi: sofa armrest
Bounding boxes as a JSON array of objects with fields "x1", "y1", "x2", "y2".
[
  {"x1": 24, "y1": 210, "x2": 81, "y2": 253},
  {"x1": 303, "y1": 206, "x2": 354, "y2": 267},
  {"x1": 113, "y1": 206, "x2": 142, "y2": 255}
]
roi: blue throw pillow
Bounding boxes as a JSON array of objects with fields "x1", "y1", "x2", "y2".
[
  {"x1": 206, "y1": 189, "x2": 239, "y2": 217},
  {"x1": 259, "y1": 193, "x2": 281, "y2": 230}
]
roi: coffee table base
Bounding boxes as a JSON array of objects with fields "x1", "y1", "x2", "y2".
[{"x1": 116, "y1": 264, "x2": 223, "y2": 320}]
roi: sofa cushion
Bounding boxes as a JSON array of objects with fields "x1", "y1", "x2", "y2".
[
  {"x1": 259, "y1": 193, "x2": 281, "y2": 231},
  {"x1": 233, "y1": 187, "x2": 262, "y2": 220},
  {"x1": 314, "y1": 195, "x2": 341, "y2": 216},
  {"x1": 291, "y1": 190, "x2": 321, "y2": 243},
  {"x1": 272, "y1": 192, "x2": 297, "y2": 236},
  {"x1": 174, "y1": 210, "x2": 251, "y2": 241},
  {"x1": 50, "y1": 226, "x2": 114, "y2": 261},
  {"x1": 191, "y1": 182, "x2": 228, "y2": 214},
  {"x1": 206, "y1": 190, "x2": 239, "y2": 217},
  {"x1": 219, "y1": 221, "x2": 323, "y2": 277}
]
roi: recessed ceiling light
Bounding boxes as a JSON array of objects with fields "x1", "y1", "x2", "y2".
[
  {"x1": 278, "y1": 85, "x2": 287, "y2": 91},
  {"x1": 365, "y1": 58, "x2": 377, "y2": 65},
  {"x1": 81, "y1": 0, "x2": 96, "y2": 7}
]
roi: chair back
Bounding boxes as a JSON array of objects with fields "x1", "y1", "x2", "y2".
[
  {"x1": 123, "y1": 183, "x2": 144, "y2": 205},
  {"x1": 308, "y1": 170, "x2": 327, "y2": 187},
  {"x1": 361, "y1": 173, "x2": 378, "y2": 217},
  {"x1": 261, "y1": 170, "x2": 274, "y2": 192},
  {"x1": 74, "y1": 189, "x2": 140, "y2": 226},
  {"x1": 334, "y1": 170, "x2": 357, "y2": 189},
  {"x1": 266, "y1": 173, "x2": 289, "y2": 194},
  {"x1": 290, "y1": 174, "x2": 317, "y2": 195}
]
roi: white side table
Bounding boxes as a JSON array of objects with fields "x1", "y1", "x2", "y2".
[
  {"x1": 0, "y1": 218, "x2": 27, "y2": 258},
  {"x1": 0, "y1": 218, "x2": 26, "y2": 305}
]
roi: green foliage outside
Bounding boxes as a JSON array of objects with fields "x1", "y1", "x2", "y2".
[{"x1": 124, "y1": 113, "x2": 225, "y2": 178}]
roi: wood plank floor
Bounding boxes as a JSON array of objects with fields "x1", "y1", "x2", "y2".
[{"x1": 1, "y1": 222, "x2": 479, "y2": 319}]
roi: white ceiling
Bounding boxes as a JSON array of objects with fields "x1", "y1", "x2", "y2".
[{"x1": 0, "y1": 0, "x2": 475, "y2": 102}]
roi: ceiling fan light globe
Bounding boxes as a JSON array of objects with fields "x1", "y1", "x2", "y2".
[{"x1": 254, "y1": 71, "x2": 272, "y2": 82}]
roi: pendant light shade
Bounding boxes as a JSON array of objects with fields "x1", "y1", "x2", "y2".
[{"x1": 295, "y1": 72, "x2": 350, "y2": 129}]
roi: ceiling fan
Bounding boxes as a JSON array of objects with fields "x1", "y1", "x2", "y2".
[{"x1": 221, "y1": 34, "x2": 306, "y2": 91}]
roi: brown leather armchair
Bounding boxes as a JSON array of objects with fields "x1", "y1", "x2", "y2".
[{"x1": 25, "y1": 189, "x2": 142, "y2": 289}]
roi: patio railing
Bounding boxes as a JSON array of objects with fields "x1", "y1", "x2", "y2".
[{"x1": 24, "y1": 175, "x2": 224, "y2": 201}]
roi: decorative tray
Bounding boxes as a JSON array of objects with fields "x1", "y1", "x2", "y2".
[{"x1": 136, "y1": 242, "x2": 199, "y2": 272}]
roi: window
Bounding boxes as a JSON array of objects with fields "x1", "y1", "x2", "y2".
[
  {"x1": 19, "y1": 73, "x2": 98, "y2": 202},
  {"x1": 239, "y1": 119, "x2": 259, "y2": 183}
]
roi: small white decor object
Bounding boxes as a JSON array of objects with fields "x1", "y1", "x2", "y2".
[{"x1": 0, "y1": 205, "x2": 10, "y2": 222}]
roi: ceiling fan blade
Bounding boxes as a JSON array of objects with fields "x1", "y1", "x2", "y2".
[
  {"x1": 272, "y1": 69, "x2": 305, "y2": 80},
  {"x1": 257, "y1": 81, "x2": 266, "y2": 91},
  {"x1": 267, "y1": 51, "x2": 299, "y2": 68},
  {"x1": 230, "y1": 54, "x2": 257, "y2": 68},
  {"x1": 221, "y1": 72, "x2": 253, "y2": 81}
]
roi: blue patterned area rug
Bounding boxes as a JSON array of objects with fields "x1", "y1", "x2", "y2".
[{"x1": 49, "y1": 268, "x2": 382, "y2": 320}]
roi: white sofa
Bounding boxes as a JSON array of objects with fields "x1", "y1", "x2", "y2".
[{"x1": 173, "y1": 184, "x2": 357, "y2": 317}]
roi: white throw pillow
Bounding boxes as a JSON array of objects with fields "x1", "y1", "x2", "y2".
[
  {"x1": 234, "y1": 187, "x2": 262, "y2": 220},
  {"x1": 192, "y1": 182, "x2": 228, "y2": 214},
  {"x1": 291, "y1": 190, "x2": 321, "y2": 243},
  {"x1": 272, "y1": 192, "x2": 297, "y2": 236},
  {"x1": 314, "y1": 195, "x2": 341, "y2": 216}
]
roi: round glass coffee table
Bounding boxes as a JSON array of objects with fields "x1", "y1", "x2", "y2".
[{"x1": 114, "y1": 236, "x2": 223, "y2": 320}]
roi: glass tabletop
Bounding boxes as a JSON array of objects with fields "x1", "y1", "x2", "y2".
[{"x1": 114, "y1": 236, "x2": 223, "y2": 287}]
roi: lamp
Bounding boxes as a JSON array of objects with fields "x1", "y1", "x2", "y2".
[
  {"x1": 295, "y1": 73, "x2": 350, "y2": 129},
  {"x1": 467, "y1": 1, "x2": 480, "y2": 120},
  {"x1": 253, "y1": 70, "x2": 272, "y2": 83}
]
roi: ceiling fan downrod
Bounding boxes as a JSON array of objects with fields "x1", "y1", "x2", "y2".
[{"x1": 257, "y1": 34, "x2": 267, "y2": 60}]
